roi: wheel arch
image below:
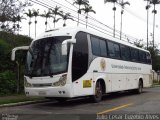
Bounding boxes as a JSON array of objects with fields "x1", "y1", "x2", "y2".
[
  {"x1": 139, "y1": 78, "x2": 144, "y2": 88},
  {"x1": 96, "y1": 79, "x2": 106, "y2": 94}
]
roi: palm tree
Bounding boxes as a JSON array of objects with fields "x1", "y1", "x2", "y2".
[
  {"x1": 24, "y1": 9, "x2": 33, "y2": 37},
  {"x1": 32, "y1": 9, "x2": 39, "y2": 38},
  {"x1": 73, "y1": 0, "x2": 89, "y2": 26},
  {"x1": 119, "y1": 0, "x2": 130, "y2": 40},
  {"x1": 52, "y1": 17, "x2": 61, "y2": 28},
  {"x1": 104, "y1": 0, "x2": 118, "y2": 37},
  {"x1": 60, "y1": 12, "x2": 74, "y2": 27},
  {"x1": 50, "y1": 6, "x2": 61, "y2": 28},
  {"x1": 81, "y1": 5, "x2": 96, "y2": 28},
  {"x1": 41, "y1": 10, "x2": 52, "y2": 31},
  {"x1": 150, "y1": 0, "x2": 160, "y2": 49},
  {"x1": 144, "y1": 0, "x2": 151, "y2": 50}
]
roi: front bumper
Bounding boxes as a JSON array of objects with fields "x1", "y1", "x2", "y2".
[{"x1": 25, "y1": 84, "x2": 72, "y2": 98}]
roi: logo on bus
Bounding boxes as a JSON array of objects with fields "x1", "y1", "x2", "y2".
[{"x1": 100, "y1": 59, "x2": 106, "y2": 71}]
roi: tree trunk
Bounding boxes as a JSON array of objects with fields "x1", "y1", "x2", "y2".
[
  {"x1": 120, "y1": 10, "x2": 123, "y2": 40},
  {"x1": 152, "y1": 4, "x2": 156, "y2": 49},
  {"x1": 45, "y1": 17, "x2": 47, "y2": 31},
  {"x1": 77, "y1": 5, "x2": 80, "y2": 26},
  {"x1": 113, "y1": 2, "x2": 116, "y2": 38},
  {"x1": 86, "y1": 13, "x2": 88, "y2": 28},
  {"x1": 16, "y1": 61, "x2": 20, "y2": 94},
  {"x1": 146, "y1": 1, "x2": 149, "y2": 50},
  {"x1": 35, "y1": 17, "x2": 37, "y2": 38},
  {"x1": 29, "y1": 17, "x2": 31, "y2": 37}
]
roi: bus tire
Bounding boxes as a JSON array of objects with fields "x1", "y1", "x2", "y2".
[
  {"x1": 136, "y1": 80, "x2": 143, "y2": 94},
  {"x1": 91, "y1": 81, "x2": 103, "y2": 103}
]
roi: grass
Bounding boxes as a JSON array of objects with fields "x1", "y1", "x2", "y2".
[
  {"x1": 0, "y1": 94, "x2": 45, "y2": 105},
  {"x1": 152, "y1": 80, "x2": 160, "y2": 87}
]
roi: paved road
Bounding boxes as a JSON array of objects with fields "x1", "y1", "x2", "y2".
[{"x1": 0, "y1": 87, "x2": 160, "y2": 120}]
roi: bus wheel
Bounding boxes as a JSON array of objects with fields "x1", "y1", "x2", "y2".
[
  {"x1": 136, "y1": 80, "x2": 143, "y2": 94},
  {"x1": 91, "y1": 81, "x2": 102, "y2": 103},
  {"x1": 55, "y1": 98, "x2": 67, "y2": 103}
]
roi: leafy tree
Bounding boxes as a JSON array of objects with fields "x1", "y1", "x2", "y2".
[
  {"x1": 104, "y1": 0, "x2": 118, "y2": 37},
  {"x1": 16, "y1": 15, "x2": 25, "y2": 34},
  {"x1": 0, "y1": 0, "x2": 31, "y2": 32},
  {"x1": 119, "y1": 0, "x2": 130, "y2": 40},
  {"x1": 134, "y1": 39, "x2": 144, "y2": 48},
  {"x1": 73, "y1": 0, "x2": 89, "y2": 26},
  {"x1": 11, "y1": 14, "x2": 25, "y2": 34},
  {"x1": 81, "y1": 4, "x2": 96, "y2": 28},
  {"x1": 0, "y1": 31, "x2": 32, "y2": 95},
  {"x1": 0, "y1": 71, "x2": 16, "y2": 96}
]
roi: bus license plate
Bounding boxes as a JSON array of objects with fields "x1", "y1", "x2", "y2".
[{"x1": 39, "y1": 91, "x2": 46, "y2": 96}]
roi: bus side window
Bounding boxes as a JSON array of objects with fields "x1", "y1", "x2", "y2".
[
  {"x1": 91, "y1": 36, "x2": 100, "y2": 56},
  {"x1": 91, "y1": 36, "x2": 108, "y2": 57},
  {"x1": 146, "y1": 52, "x2": 151, "y2": 64},
  {"x1": 139, "y1": 51, "x2": 147, "y2": 63},
  {"x1": 120, "y1": 45, "x2": 131, "y2": 61},
  {"x1": 131, "y1": 48, "x2": 139, "y2": 62},
  {"x1": 99, "y1": 39, "x2": 107, "y2": 57},
  {"x1": 108, "y1": 41, "x2": 120, "y2": 59}
]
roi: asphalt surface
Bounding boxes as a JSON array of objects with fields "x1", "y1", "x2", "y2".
[{"x1": 0, "y1": 87, "x2": 160, "y2": 120}]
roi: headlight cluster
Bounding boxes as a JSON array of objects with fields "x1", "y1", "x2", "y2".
[
  {"x1": 24, "y1": 77, "x2": 32, "y2": 87},
  {"x1": 52, "y1": 74, "x2": 67, "y2": 87}
]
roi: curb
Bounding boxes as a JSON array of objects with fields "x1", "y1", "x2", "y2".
[
  {"x1": 0, "y1": 99, "x2": 49, "y2": 108},
  {"x1": 152, "y1": 85, "x2": 160, "y2": 87}
]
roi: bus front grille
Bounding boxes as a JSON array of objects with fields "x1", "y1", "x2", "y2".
[{"x1": 32, "y1": 83, "x2": 52, "y2": 87}]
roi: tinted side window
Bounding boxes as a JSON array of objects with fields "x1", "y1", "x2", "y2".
[
  {"x1": 100, "y1": 39, "x2": 107, "y2": 57},
  {"x1": 72, "y1": 32, "x2": 88, "y2": 81},
  {"x1": 120, "y1": 45, "x2": 130, "y2": 61},
  {"x1": 91, "y1": 36, "x2": 100, "y2": 56},
  {"x1": 146, "y1": 52, "x2": 151, "y2": 64},
  {"x1": 108, "y1": 41, "x2": 120, "y2": 59},
  {"x1": 131, "y1": 48, "x2": 139, "y2": 62},
  {"x1": 91, "y1": 36, "x2": 107, "y2": 57},
  {"x1": 139, "y1": 51, "x2": 147, "y2": 63}
]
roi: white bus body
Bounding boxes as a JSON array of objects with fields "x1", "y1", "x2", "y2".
[{"x1": 12, "y1": 27, "x2": 152, "y2": 102}]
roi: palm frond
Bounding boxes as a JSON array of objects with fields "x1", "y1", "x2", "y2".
[{"x1": 104, "y1": 0, "x2": 117, "y2": 4}]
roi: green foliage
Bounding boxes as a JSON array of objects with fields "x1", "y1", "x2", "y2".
[
  {"x1": 147, "y1": 47, "x2": 160, "y2": 71},
  {"x1": 0, "y1": 31, "x2": 32, "y2": 95},
  {"x1": 0, "y1": 70, "x2": 16, "y2": 96}
]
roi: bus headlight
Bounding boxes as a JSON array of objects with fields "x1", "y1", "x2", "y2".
[
  {"x1": 24, "y1": 77, "x2": 32, "y2": 87},
  {"x1": 52, "y1": 74, "x2": 67, "y2": 87}
]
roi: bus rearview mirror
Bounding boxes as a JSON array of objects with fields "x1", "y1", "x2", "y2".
[
  {"x1": 62, "y1": 41, "x2": 68, "y2": 55},
  {"x1": 11, "y1": 46, "x2": 29, "y2": 61},
  {"x1": 62, "y1": 39, "x2": 76, "y2": 55}
]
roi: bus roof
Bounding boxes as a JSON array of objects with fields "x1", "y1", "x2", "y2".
[{"x1": 35, "y1": 27, "x2": 149, "y2": 53}]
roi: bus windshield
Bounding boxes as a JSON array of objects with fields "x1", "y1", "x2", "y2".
[{"x1": 25, "y1": 36, "x2": 71, "y2": 77}]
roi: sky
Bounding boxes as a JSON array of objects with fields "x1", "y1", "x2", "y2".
[{"x1": 20, "y1": 0, "x2": 160, "y2": 47}]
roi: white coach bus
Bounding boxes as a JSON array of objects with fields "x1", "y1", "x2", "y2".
[{"x1": 12, "y1": 27, "x2": 152, "y2": 102}]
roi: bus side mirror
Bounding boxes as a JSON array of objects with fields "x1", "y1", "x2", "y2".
[
  {"x1": 11, "y1": 46, "x2": 29, "y2": 61},
  {"x1": 62, "y1": 39, "x2": 76, "y2": 55},
  {"x1": 62, "y1": 41, "x2": 68, "y2": 55}
]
